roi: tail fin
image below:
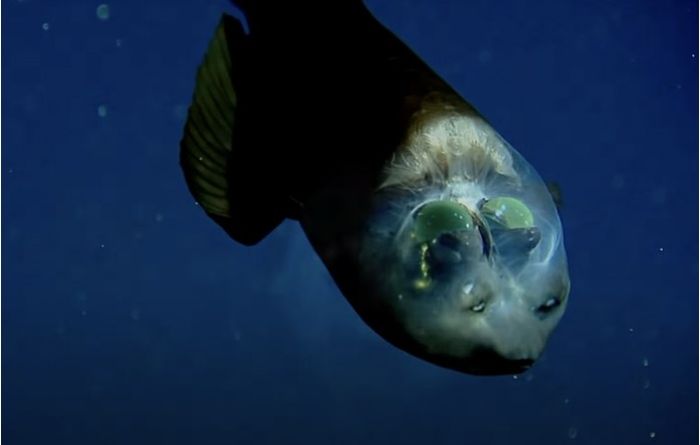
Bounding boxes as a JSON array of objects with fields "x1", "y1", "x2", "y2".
[{"x1": 179, "y1": 14, "x2": 286, "y2": 245}]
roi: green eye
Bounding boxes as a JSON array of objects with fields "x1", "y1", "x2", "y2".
[
  {"x1": 413, "y1": 200, "x2": 473, "y2": 243},
  {"x1": 481, "y1": 197, "x2": 534, "y2": 229}
]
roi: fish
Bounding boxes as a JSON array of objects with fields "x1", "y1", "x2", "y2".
[{"x1": 179, "y1": 0, "x2": 570, "y2": 376}]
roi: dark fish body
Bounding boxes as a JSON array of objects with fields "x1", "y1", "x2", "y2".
[{"x1": 180, "y1": 0, "x2": 570, "y2": 375}]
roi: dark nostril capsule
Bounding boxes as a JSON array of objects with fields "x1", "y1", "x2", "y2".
[
  {"x1": 493, "y1": 226, "x2": 542, "y2": 254},
  {"x1": 428, "y1": 234, "x2": 463, "y2": 265},
  {"x1": 470, "y1": 300, "x2": 486, "y2": 312},
  {"x1": 536, "y1": 296, "x2": 561, "y2": 316},
  {"x1": 522, "y1": 227, "x2": 541, "y2": 250},
  {"x1": 425, "y1": 235, "x2": 466, "y2": 277}
]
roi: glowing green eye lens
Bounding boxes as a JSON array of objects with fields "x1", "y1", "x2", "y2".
[
  {"x1": 413, "y1": 200, "x2": 473, "y2": 243},
  {"x1": 481, "y1": 197, "x2": 534, "y2": 229}
]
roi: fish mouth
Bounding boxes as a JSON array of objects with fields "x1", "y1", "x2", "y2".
[{"x1": 433, "y1": 348, "x2": 536, "y2": 376}]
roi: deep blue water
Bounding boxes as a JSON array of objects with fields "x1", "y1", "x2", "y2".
[{"x1": 3, "y1": 0, "x2": 697, "y2": 444}]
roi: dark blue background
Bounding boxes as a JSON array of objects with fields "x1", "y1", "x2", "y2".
[{"x1": 3, "y1": 0, "x2": 697, "y2": 444}]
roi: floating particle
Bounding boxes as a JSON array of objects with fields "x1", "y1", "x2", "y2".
[
  {"x1": 568, "y1": 427, "x2": 578, "y2": 439},
  {"x1": 155, "y1": 213, "x2": 164, "y2": 223},
  {"x1": 643, "y1": 357, "x2": 649, "y2": 367},
  {"x1": 96, "y1": 4, "x2": 110, "y2": 20},
  {"x1": 658, "y1": 247, "x2": 664, "y2": 252},
  {"x1": 649, "y1": 432, "x2": 656, "y2": 439},
  {"x1": 42, "y1": 22, "x2": 50, "y2": 31},
  {"x1": 99, "y1": 243, "x2": 105, "y2": 248},
  {"x1": 97, "y1": 105, "x2": 107, "y2": 117},
  {"x1": 115, "y1": 38, "x2": 122, "y2": 47},
  {"x1": 643, "y1": 379, "x2": 650, "y2": 390}
]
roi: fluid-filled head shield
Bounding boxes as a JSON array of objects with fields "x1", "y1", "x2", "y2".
[{"x1": 356, "y1": 114, "x2": 570, "y2": 375}]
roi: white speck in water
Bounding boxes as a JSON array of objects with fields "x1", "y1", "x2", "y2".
[
  {"x1": 194, "y1": 201, "x2": 200, "y2": 206},
  {"x1": 692, "y1": 54, "x2": 696, "y2": 59},
  {"x1": 568, "y1": 427, "x2": 578, "y2": 439},
  {"x1": 130, "y1": 308, "x2": 141, "y2": 321},
  {"x1": 658, "y1": 247, "x2": 664, "y2": 252},
  {"x1": 643, "y1": 357, "x2": 649, "y2": 367},
  {"x1": 42, "y1": 22, "x2": 50, "y2": 31},
  {"x1": 81, "y1": 310, "x2": 87, "y2": 316},
  {"x1": 397, "y1": 294, "x2": 403, "y2": 301},
  {"x1": 96, "y1": 4, "x2": 110, "y2": 21},
  {"x1": 99, "y1": 244, "x2": 105, "y2": 248},
  {"x1": 512, "y1": 375, "x2": 518, "y2": 380},
  {"x1": 643, "y1": 379, "x2": 651, "y2": 389},
  {"x1": 628, "y1": 328, "x2": 635, "y2": 333},
  {"x1": 564, "y1": 398, "x2": 570, "y2": 404},
  {"x1": 115, "y1": 38, "x2": 122, "y2": 47},
  {"x1": 97, "y1": 105, "x2": 107, "y2": 117},
  {"x1": 8, "y1": 168, "x2": 14, "y2": 174},
  {"x1": 155, "y1": 213, "x2": 164, "y2": 223},
  {"x1": 649, "y1": 432, "x2": 656, "y2": 439}
]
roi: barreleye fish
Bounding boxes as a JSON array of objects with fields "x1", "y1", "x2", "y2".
[{"x1": 179, "y1": 0, "x2": 570, "y2": 375}]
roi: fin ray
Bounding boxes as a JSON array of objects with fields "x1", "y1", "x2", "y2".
[
  {"x1": 180, "y1": 15, "x2": 238, "y2": 217},
  {"x1": 179, "y1": 14, "x2": 288, "y2": 244}
]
